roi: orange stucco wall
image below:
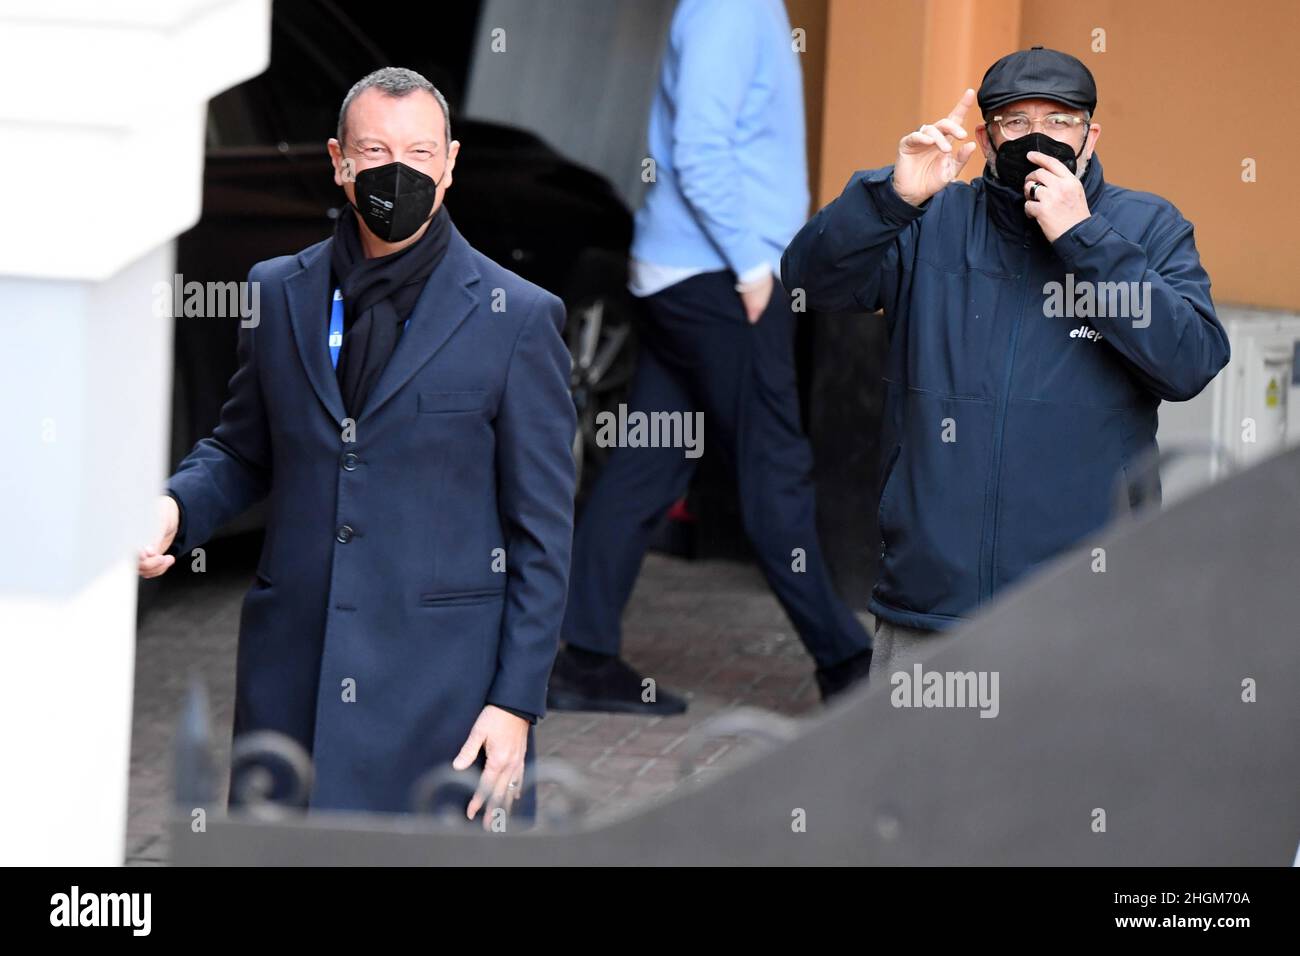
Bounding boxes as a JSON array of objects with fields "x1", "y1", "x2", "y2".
[{"x1": 806, "y1": 0, "x2": 1298, "y2": 310}]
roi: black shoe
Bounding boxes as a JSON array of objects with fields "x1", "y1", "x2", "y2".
[
  {"x1": 547, "y1": 646, "x2": 689, "y2": 715},
  {"x1": 815, "y1": 647, "x2": 873, "y2": 703}
]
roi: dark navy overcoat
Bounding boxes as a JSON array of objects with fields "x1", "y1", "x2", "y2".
[{"x1": 166, "y1": 224, "x2": 576, "y2": 813}]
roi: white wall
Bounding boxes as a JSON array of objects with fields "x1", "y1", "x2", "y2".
[{"x1": 0, "y1": 0, "x2": 270, "y2": 866}]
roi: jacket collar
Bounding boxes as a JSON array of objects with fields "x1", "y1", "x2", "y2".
[
  {"x1": 285, "y1": 221, "x2": 481, "y2": 425},
  {"x1": 979, "y1": 152, "x2": 1107, "y2": 240}
]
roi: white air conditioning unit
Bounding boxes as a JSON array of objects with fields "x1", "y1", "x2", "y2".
[{"x1": 1157, "y1": 308, "x2": 1300, "y2": 503}]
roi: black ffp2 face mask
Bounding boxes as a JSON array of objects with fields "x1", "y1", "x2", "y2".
[
  {"x1": 349, "y1": 161, "x2": 440, "y2": 243},
  {"x1": 993, "y1": 132, "x2": 1084, "y2": 192}
]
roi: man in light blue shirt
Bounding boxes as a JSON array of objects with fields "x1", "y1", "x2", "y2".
[
  {"x1": 629, "y1": 0, "x2": 810, "y2": 305},
  {"x1": 551, "y1": 0, "x2": 873, "y2": 713}
]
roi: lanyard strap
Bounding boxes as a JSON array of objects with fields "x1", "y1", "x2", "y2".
[
  {"x1": 328, "y1": 288, "x2": 345, "y2": 369},
  {"x1": 329, "y1": 287, "x2": 411, "y2": 370}
]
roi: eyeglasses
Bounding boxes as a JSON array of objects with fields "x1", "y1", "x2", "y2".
[{"x1": 990, "y1": 112, "x2": 1088, "y2": 140}]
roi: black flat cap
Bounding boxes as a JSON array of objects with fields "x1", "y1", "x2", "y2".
[{"x1": 977, "y1": 46, "x2": 1097, "y2": 115}]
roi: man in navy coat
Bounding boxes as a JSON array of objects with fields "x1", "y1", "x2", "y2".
[{"x1": 138, "y1": 68, "x2": 576, "y2": 823}]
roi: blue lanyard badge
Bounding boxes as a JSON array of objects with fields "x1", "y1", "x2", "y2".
[
  {"x1": 329, "y1": 288, "x2": 345, "y2": 369},
  {"x1": 329, "y1": 287, "x2": 411, "y2": 369}
]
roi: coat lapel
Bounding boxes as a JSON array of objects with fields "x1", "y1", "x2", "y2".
[
  {"x1": 283, "y1": 224, "x2": 481, "y2": 426},
  {"x1": 358, "y1": 224, "x2": 480, "y2": 422},
  {"x1": 285, "y1": 240, "x2": 345, "y2": 425}
]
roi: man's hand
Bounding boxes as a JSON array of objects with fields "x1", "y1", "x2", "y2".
[
  {"x1": 892, "y1": 88, "x2": 980, "y2": 207},
  {"x1": 138, "y1": 495, "x2": 180, "y2": 578},
  {"x1": 1023, "y1": 151, "x2": 1091, "y2": 243},
  {"x1": 738, "y1": 270, "x2": 774, "y2": 324},
  {"x1": 453, "y1": 704, "x2": 529, "y2": 830}
]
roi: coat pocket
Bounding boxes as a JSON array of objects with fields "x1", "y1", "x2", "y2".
[
  {"x1": 418, "y1": 587, "x2": 506, "y2": 607},
  {"x1": 418, "y1": 390, "x2": 490, "y2": 414}
]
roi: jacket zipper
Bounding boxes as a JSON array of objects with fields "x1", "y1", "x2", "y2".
[{"x1": 981, "y1": 243, "x2": 1033, "y2": 602}]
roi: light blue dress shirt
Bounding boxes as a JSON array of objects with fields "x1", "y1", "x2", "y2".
[{"x1": 630, "y1": 0, "x2": 810, "y2": 294}]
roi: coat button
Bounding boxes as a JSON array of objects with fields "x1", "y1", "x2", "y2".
[
  {"x1": 336, "y1": 525, "x2": 354, "y2": 543},
  {"x1": 341, "y1": 452, "x2": 359, "y2": 471}
]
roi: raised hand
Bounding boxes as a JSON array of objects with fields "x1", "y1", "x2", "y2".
[{"x1": 892, "y1": 88, "x2": 979, "y2": 207}]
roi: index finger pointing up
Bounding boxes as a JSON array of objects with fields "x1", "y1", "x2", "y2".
[{"x1": 949, "y1": 88, "x2": 976, "y2": 124}]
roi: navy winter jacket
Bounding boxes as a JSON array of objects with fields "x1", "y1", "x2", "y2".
[{"x1": 781, "y1": 156, "x2": 1228, "y2": 631}]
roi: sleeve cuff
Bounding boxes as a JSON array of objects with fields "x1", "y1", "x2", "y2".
[
  {"x1": 163, "y1": 489, "x2": 186, "y2": 558},
  {"x1": 723, "y1": 238, "x2": 774, "y2": 282},
  {"x1": 490, "y1": 702, "x2": 539, "y2": 725},
  {"x1": 1052, "y1": 213, "x2": 1113, "y2": 266},
  {"x1": 736, "y1": 261, "x2": 773, "y2": 286},
  {"x1": 862, "y1": 166, "x2": 932, "y2": 226}
]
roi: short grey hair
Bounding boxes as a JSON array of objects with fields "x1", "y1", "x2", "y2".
[{"x1": 337, "y1": 67, "x2": 451, "y2": 147}]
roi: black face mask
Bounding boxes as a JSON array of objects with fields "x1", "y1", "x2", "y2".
[
  {"x1": 993, "y1": 132, "x2": 1085, "y2": 191},
  {"x1": 349, "y1": 161, "x2": 440, "y2": 243}
]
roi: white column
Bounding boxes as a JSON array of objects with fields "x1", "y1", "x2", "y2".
[{"x1": 0, "y1": 0, "x2": 270, "y2": 866}]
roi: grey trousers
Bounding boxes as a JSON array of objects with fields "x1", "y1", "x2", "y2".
[{"x1": 867, "y1": 617, "x2": 954, "y2": 681}]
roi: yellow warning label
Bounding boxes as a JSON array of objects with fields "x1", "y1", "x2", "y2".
[{"x1": 1265, "y1": 378, "x2": 1280, "y2": 408}]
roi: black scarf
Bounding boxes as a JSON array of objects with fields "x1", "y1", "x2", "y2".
[{"x1": 329, "y1": 204, "x2": 452, "y2": 418}]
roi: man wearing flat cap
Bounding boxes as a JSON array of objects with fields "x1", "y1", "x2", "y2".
[{"x1": 782, "y1": 47, "x2": 1228, "y2": 672}]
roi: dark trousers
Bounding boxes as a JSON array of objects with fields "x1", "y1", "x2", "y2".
[{"x1": 561, "y1": 270, "x2": 870, "y2": 669}]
